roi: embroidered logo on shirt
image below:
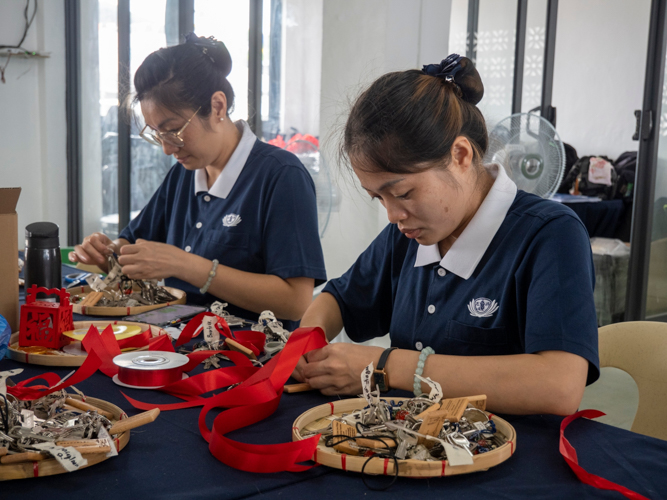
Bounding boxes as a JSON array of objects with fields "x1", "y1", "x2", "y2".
[
  {"x1": 468, "y1": 298, "x2": 499, "y2": 318},
  {"x1": 222, "y1": 214, "x2": 242, "y2": 227}
]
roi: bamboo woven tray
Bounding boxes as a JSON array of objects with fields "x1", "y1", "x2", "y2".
[
  {"x1": 0, "y1": 394, "x2": 130, "y2": 481},
  {"x1": 68, "y1": 285, "x2": 186, "y2": 316},
  {"x1": 292, "y1": 397, "x2": 516, "y2": 477},
  {"x1": 8, "y1": 321, "x2": 172, "y2": 366}
]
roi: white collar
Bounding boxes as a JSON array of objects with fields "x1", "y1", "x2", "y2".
[
  {"x1": 194, "y1": 120, "x2": 256, "y2": 199},
  {"x1": 414, "y1": 164, "x2": 517, "y2": 279}
]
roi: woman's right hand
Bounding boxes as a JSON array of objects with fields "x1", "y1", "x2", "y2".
[{"x1": 70, "y1": 233, "x2": 118, "y2": 272}]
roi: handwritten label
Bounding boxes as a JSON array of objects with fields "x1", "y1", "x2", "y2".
[
  {"x1": 361, "y1": 362, "x2": 374, "y2": 406},
  {"x1": 33, "y1": 443, "x2": 88, "y2": 472},
  {"x1": 414, "y1": 375, "x2": 443, "y2": 402},
  {"x1": 0, "y1": 368, "x2": 23, "y2": 396},
  {"x1": 417, "y1": 397, "x2": 469, "y2": 422},
  {"x1": 202, "y1": 316, "x2": 219, "y2": 343},
  {"x1": 97, "y1": 426, "x2": 118, "y2": 458}
]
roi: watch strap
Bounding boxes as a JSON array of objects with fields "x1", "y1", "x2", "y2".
[{"x1": 374, "y1": 347, "x2": 397, "y2": 392}]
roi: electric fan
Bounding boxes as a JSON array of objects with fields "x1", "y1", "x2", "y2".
[{"x1": 484, "y1": 112, "x2": 565, "y2": 199}]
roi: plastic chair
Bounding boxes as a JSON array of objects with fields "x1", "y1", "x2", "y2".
[{"x1": 598, "y1": 321, "x2": 667, "y2": 440}]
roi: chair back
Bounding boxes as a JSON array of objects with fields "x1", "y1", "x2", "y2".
[{"x1": 599, "y1": 321, "x2": 667, "y2": 440}]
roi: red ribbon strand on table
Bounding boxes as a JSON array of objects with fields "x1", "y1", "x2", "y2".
[
  {"x1": 560, "y1": 410, "x2": 650, "y2": 500},
  {"x1": 118, "y1": 324, "x2": 328, "y2": 473},
  {"x1": 9, "y1": 314, "x2": 328, "y2": 474}
]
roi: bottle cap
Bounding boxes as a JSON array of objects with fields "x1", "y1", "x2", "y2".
[{"x1": 25, "y1": 222, "x2": 60, "y2": 249}]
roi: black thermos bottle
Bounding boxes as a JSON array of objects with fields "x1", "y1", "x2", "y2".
[{"x1": 24, "y1": 222, "x2": 62, "y2": 300}]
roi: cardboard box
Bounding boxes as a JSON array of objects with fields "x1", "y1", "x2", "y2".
[{"x1": 0, "y1": 188, "x2": 21, "y2": 332}]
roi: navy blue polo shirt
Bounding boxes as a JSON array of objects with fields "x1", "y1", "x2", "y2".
[
  {"x1": 324, "y1": 165, "x2": 600, "y2": 384},
  {"x1": 119, "y1": 121, "x2": 326, "y2": 330}
]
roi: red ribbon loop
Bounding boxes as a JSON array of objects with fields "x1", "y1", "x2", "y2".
[{"x1": 560, "y1": 410, "x2": 650, "y2": 500}]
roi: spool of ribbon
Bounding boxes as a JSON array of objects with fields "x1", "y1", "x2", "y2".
[{"x1": 113, "y1": 351, "x2": 189, "y2": 389}]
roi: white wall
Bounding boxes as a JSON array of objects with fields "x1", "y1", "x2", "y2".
[
  {"x1": 319, "y1": 0, "x2": 452, "y2": 281},
  {"x1": 0, "y1": 0, "x2": 67, "y2": 249},
  {"x1": 552, "y1": 0, "x2": 650, "y2": 159}
]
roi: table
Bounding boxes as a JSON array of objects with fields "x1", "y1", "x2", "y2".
[
  {"x1": 3, "y1": 265, "x2": 666, "y2": 498},
  {"x1": 1, "y1": 357, "x2": 665, "y2": 499},
  {"x1": 563, "y1": 199, "x2": 627, "y2": 239}
]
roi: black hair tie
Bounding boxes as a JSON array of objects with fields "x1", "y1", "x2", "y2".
[
  {"x1": 422, "y1": 53, "x2": 464, "y2": 97},
  {"x1": 185, "y1": 32, "x2": 216, "y2": 64}
]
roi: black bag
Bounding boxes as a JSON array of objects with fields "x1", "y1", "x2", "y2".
[
  {"x1": 561, "y1": 155, "x2": 617, "y2": 200},
  {"x1": 557, "y1": 143, "x2": 580, "y2": 194},
  {"x1": 613, "y1": 151, "x2": 637, "y2": 200}
]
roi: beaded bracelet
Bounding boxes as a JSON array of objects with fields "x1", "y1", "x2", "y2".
[
  {"x1": 199, "y1": 259, "x2": 219, "y2": 294},
  {"x1": 413, "y1": 346, "x2": 435, "y2": 397}
]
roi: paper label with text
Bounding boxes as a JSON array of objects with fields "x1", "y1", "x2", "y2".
[{"x1": 33, "y1": 442, "x2": 88, "y2": 472}]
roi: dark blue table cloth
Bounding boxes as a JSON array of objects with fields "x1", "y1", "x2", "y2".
[
  {"x1": 1, "y1": 355, "x2": 665, "y2": 499},
  {"x1": 2, "y1": 262, "x2": 665, "y2": 498},
  {"x1": 563, "y1": 200, "x2": 625, "y2": 239}
]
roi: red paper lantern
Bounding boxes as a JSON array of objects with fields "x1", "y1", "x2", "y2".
[{"x1": 19, "y1": 286, "x2": 73, "y2": 348}]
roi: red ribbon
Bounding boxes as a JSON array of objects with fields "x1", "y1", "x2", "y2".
[
  {"x1": 122, "y1": 326, "x2": 328, "y2": 473},
  {"x1": 7, "y1": 349, "x2": 103, "y2": 400},
  {"x1": 560, "y1": 410, "x2": 650, "y2": 500},
  {"x1": 175, "y1": 312, "x2": 265, "y2": 356}
]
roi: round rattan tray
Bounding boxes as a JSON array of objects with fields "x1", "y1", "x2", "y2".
[
  {"x1": 0, "y1": 395, "x2": 130, "y2": 481},
  {"x1": 8, "y1": 321, "x2": 172, "y2": 366},
  {"x1": 68, "y1": 285, "x2": 186, "y2": 316},
  {"x1": 292, "y1": 397, "x2": 516, "y2": 477}
]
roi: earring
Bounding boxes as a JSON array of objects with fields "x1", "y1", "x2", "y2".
[{"x1": 220, "y1": 117, "x2": 224, "y2": 122}]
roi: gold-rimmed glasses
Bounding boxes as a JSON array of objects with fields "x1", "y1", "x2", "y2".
[{"x1": 139, "y1": 107, "x2": 201, "y2": 148}]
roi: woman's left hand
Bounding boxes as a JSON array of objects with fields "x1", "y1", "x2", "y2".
[
  {"x1": 117, "y1": 239, "x2": 186, "y2": 280},
  {"x1": 301, "y1": 343, "x2": 384, "y2": 395}
]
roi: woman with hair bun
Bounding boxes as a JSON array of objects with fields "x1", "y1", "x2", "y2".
[
  {"x1": 71, "y1": 34, "x2": 326, "y2": 329},
  {"x1": 294, "y1": 55, "x2": 599, "y2": 415}
]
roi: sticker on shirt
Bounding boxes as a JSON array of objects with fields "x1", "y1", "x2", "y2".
[
  {"x1": 222, "y1": 214, "x2": 242, "y2": 227},
  {"x1": 467, "y1": 297, "x2": 499, "y2": 318}
]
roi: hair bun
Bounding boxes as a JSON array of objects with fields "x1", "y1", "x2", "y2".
[
  {"x1": 422, "y1": 54, "x2": 484, "y2": 105},
  {"x1": 184, "y1": 32, "x2": 232, "y2": 77}
]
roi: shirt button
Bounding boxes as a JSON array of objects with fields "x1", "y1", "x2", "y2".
[
  {"x1": 204, "y1": 195, "x2": 211, "y2": 202},
  {"x1": 185, "y1": 246, "x2": 192, "y2": 252},
  {"x1": 196, "y1": 222, "x2": 203, "y2": 229},
  {"x1": 427, "y1": 305, "x2": 436, "y2": 314},
  {"x1": 438, "y1": 268, "x2": 446, "y2": 277},
  {"x1": 415, "y1": 341, "x2": 423, "y2": 350}
]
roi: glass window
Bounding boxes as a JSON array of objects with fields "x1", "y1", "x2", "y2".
[
  {"x1": 80, "y1": 0, "x2": 119, "y2": 238},
  {"x1": 522, "y1": 0, "x2": 547, "y2": 113},
  {"x1": 194, "y1": 0, "x2": 250, "y2": 122},
  {"x1": 129, "y1": 0, "x2": 175, "y2": 218}
]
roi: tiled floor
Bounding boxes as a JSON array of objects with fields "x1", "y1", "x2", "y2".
[{"x1": 579, "y1": 367, "x2": 639, "y2": 430}]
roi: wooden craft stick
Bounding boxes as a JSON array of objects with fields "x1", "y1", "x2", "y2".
[
  {"x1": 284, "y1": 383, "x2": 314, "y2": 393},
  {"x1": 225, "y1": 338, "x2": 257, "y2": 360},
  {"x1": 55, "y1": 439, "x2": 106, "y2": 448},
  {"x1": 65, "y1": 398, "x2": 114, "y2": 420},
  {"x1": 72, "y1": 444, "x2": 111, "y2": 455},
  {"x1": 108, "y1": 408, "x2": 160, "y2": 435},
  {"x1": 466, "y1": 394, "x2": 487, "y2": 411},
  {"x1": 355, "y1": 437, "x2": 397, "y2": 449},
  {"x1": 0, "y1": 447, "x2": 7, "y2": 457},
  {"x1": 416, "y1": 397, "x2": 469, "y2": 422},
  {"x1": 1, "y1": 452, "x2": 47, "y2": 464},
  {"x1": 80, "y1": 291, "x2": 104, "y2": 307},
  {"x1": 62, "y1": 404, "x2": 84, "y2": 413}
]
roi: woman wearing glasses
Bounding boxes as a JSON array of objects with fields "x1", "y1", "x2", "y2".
[{"x1": 71, "y1": 34, "x2": 326, "y2": 329}]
